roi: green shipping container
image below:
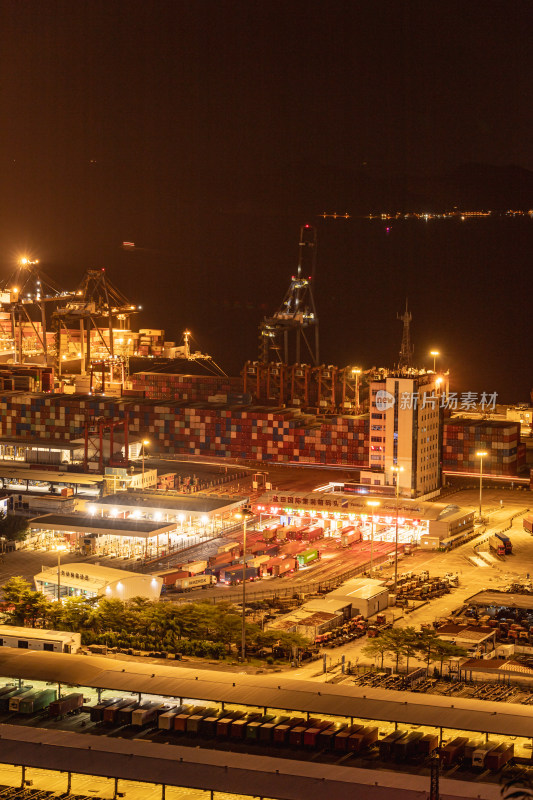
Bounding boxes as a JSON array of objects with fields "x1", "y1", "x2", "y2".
[{"x1": 297, "y1": 549, "x2": 319, "y2": 567}]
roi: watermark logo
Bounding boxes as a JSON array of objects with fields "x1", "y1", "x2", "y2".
[{"x1": 375, "y1": 389, "x2": 395, "y2": 411}]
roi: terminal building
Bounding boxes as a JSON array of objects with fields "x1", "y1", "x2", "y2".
[
  {"x1": 255, "y1": 490, "x2": 474, "y2": 550},
  {"x1": 34, "y1": 562, "x2": 163, "y2": 601}
]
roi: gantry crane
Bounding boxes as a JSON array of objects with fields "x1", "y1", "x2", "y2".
[
  {"x1": 259, "y1": 225, "x2": 319, "y2": 365},
  {"x1": 0, "y1": 258, "x2": 74, "y2": 365},
  {"x1": 52, "y1": 268, "x2": 140, "y2": 375}
]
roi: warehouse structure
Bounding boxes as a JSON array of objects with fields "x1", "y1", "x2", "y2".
[
  {"x1": 90, "y1": 491, "x2": 246, "y2": 524},
  {"x1": 28, "y1": 514, "x2": 180, "y2": 558},
  {"x1": 0, "y1": 626, "x2": 81, "y2": 653},
  {"x1": 34, "y1": 562, "x2": 163, "y2": 600}
]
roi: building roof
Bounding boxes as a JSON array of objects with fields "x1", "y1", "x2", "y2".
[
  {"x1": 437, "y1": 625, "x2": 495, "y2": 643},
  {"x1": 467, "y1": 591, "x2": 533, "y2": 611},
  {"x1": 0, "y1": 723, "x2": 501, "y2": 800},
  {"x1": 94, "y1": 492, "x2": 245, "y2": 515},
  {"x1": 0, "y1": 436, "x2": 82, "y2": 451},
  {"x1": 34, "y1": 563, "x2": 161, "y2": 592},
  {"x1": 261, "y1": 491, "x2": 468, "y2": 523},
  {"x1": 1, "y1": 649, "x2": 533, "y2": 740},
  {"x1": 0, "y1": 465, "x2": 104, "y2": 484},
  {"x1": 29, "y1": 514, "x2": 176, "y2": 538},
  {"x1": 0, "y1": 626, "x2": 78, "y2": 642}
]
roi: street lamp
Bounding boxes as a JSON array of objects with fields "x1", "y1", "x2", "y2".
[
  {"x1": 235, "y1": 507, "x2": 254, "y2": 661},
  {"x1": 366, "y1": 500, "x2": 380, "y2": 573},
  {"x1": 141, "y1": 439, "x2": 150, "y2": 483},
  {"x1": 476, "y1": 450, "x2": 488, "y2": 521},
  {"x1": 430, "y1": 350, "x2": 439, "y2": 373},
  {"x1": 391, "y1": 465, "x2": 404, "y2": 594},
  {"x1": 352, "y1": 367, "x2": 362, "y2": 413}
]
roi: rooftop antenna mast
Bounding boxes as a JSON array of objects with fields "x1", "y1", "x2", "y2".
[
  {"x1": 259, "y1": 224, "x2": 319, "y2": 365},
  {"x1": 397, "y1": 299, "x2": 414, "y2": 369}
]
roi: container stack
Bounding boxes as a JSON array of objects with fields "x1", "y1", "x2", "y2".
[
  {"x1": 0, "y1": 392, "x2": 369, "y2": 467},
  {"x1": 128, "y1": 372, "x2": 244, "y2": 402},
  {"x1": 442, "y1": 419, "x2": 521, "y2": 475}
]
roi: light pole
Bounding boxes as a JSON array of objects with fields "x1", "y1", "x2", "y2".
[
  {"x1": 430, "y1": 350, "x2": 439, "y2": 373},
  {"x1": 235, "y1": 508, "x2": 253, "y2": 661},
  {"x1": 476, "y1": 450, "x2": 488, "y2": 521},
  {"x1": 366, "y1": 500, "x2": 380, "y2": 573},
  {"x1": 141, "y1": 439, "x2": 150, "y2": 484},
  {"x1": 391, "y1": 465, "x2": 404, "y2": 594},
  {"x1": 352, "y1": 368, "x2": 362, "y2": 413}
]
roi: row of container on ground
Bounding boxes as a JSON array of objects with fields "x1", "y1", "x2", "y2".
[{"x1": 86, "y1": 697, "x2": 515, "y2": 770}]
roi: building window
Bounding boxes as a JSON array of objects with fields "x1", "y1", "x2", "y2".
[
  {"x1": 371, "y1": 413, "x2": 383, "y2": 419},
  {"x1": 17, "y1": 640, "x2": 28, "y2": 649},
  {"x1": 43, "y1": 643, "x2": 54, "y2": 652}
]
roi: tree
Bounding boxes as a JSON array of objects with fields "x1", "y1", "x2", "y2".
[
  {"x1": 0, "y1": 513, "x2": 29, "y2": 542},
  {"x1": 433, "y1": 639, "x2": 468, "y2": 676},
  {"x1": 2, "y1": 577, "x2": 51, "y2": 627},
  {"x1": 362, "y1": 635, "x2": 391, "y2": 669},
  {"x1": 401, "y1": 627, "x2": 420, "y2": 674},
  {"x1": 415, "y1": 629, "x2": 442, "y2": 672},
  {"x1": 382, "y1": 628, "x2": 406, "y2": 672}
]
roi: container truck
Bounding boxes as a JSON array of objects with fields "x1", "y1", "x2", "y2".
[
  {"x1": 485, "y1": 743, "x2": 514, "y2": 772},
  {"x1": 175, "y1": 574, "x2": 217, "y2": 592},
  {"x1": 175, "y1": 705, "x2": 207, "y2": 733},
  {"x1": 187, "y1": 707, "x2": 218, "y2": 735},
  {"x1": 231, "y1": 712, "x2": 262, "y2": 739},
  {"x1": 132, "y1": 702, "x2": 171, "y2": 727},
  {"x1": 393, "y1": 731, "x2": 424, "y2": 761},
  {"x1": 199, "y1": 711, "x2": 225, "y2": 738},
  {"x1": 472, "y1": 742, "x2": 499, "y2": 769},
  {"x1": 305, "y1": 526, "x2": 324, "y2": 543},
  {"x1": 341, "y1": 528, "x2": 362, "y2": 547},
  {"x1": 9, "y1": 690, "x2": 37, "y2": 712},
  {"x1": 489, "y1": 535, "x2": 506, "y2": 556},
  {"x1": 0, "y1": 687, "x2": 33, "y2": 711},
  {"x1": 258, "y1": 716, "x2": 290, "y2": 744},
  {"x1": 220, "y1": 566, "x2": 259, "y2": 584},
  {"x1": 495, "y1": 532, "x2": 512, "y2": 554},
  {"x1": 296, "y1": 548, "x2": 319, "y2": 568},
  {"x1": 290, "y1": 719, "x2": 321, "y2": 747},
  {"x1": 334, "y1": 724, "x2": 363, "y2": 752},
  {"x1": 216, "y1": 711, "x2": 244, "y2": 737},
  {"x1": 303, "y1": 720, "x2": 333, "y2": 747},
  {"x1": 523, "y1": 515, "x2": 533, "y2": 534},
  {"x1": 379, "y1": 730, "x2": 406, "y2": 760},
  {"x1": 217, "y1": 542, "x2": 241, "y2": 556},
  {"x1": 318, "y1": 723, "x2": 347, "y2": 750},
  {"x1": 419, "y1": 733, "x2": 439, "y2": 757},
  {"x1": 273, "y1": 717, "x2": 306, "y2": 745},
  {"x1": 245, "y1": 714, "x2": 275, "y2": 742},
  {"x1": 464, "y1": 739, "x2": 484, "y2": 765},
  {"x1": 348, "y1": 726, "x2": 379, "y2": 753},
  {"x1": 89, "y1": 698, "x2": 120, "y2": 723},
  {"x1": 103, "y1": 698, "x2": 137, "y2": 725},
  {"x1": 19, "y1": 688, "x2": 57, "y2": 714},
  {"x1": 158, "y1": 705, "x2": 188, "y2": 731},
  {"x1": 48, "y1": 693, "x2": 84, "y2": 718},
  {"x1": 440, "y1": 737, "x2": 469, "y2": 767},
  {"x1": 117, "y1": 701, "x2": 143, "y2": 726}
]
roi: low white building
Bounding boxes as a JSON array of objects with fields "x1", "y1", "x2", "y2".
[
  {"x1": 34, "y1": 562, "x2": 163, "y2": 602},
  {"x1": 327, "y1": 577, "x2": 389, "y2": 618},
  {"x1": 0, "y1": 625, "x2": 81, "y2": 653}
]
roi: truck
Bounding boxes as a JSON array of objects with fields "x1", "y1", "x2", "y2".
[
  {"x1": 103, "y1": 698, "x2": 137, "y2": 724},
  {"x1": 220, "y1": 566, "x2": 259, "y2": 584},
  {"x1": 495, "y1": 532, "x2": 512, "y2": 555},
  {"x1": 523, "y1": 515, "x2": 533, "y2": 534},
  {"x1": 158, "y1": 705, "x2": 187, "y2": 730},
  {"x1": 489, "y1": 535, "x2": 506, "y2": 556},
  {"x1": 49, "y1": 693, "x2": 84, "y2": 717},
  {"x1": 131, "y1": 702, "x2": 170, "y2": 727},
  {"x1": 440, "y1": 736, "x2": 469, "y2": 767},
  {"x1": 175, "y1": 574, "x2": 217, "y2": 592},
  {"x1": 341, "y1": 527, "x2": 362, "y2": 547},
  {"x1": 296, "y1": 548, "x2": 319, "y2": 568},
  {"x1": 305, "y1": 526, "x2": 324, "y2": 543},
  {"x1": 485, "y1": 743, "x2": 514, "y2": 772},
  {"x1": 19, "y1": 688, "x2": 57, "y2": 714},
  {"x1": 379, "y1": 730, "x2": 406, "y2": 760},
  {"x1": 472, "y1": 741, "x2": 499, "y2": 769},
  {"x1": 9, "y1": 690, "x2": 37, "y2": 712}
]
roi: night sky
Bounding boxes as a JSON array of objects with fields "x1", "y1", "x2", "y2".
[{"x1": 1, "y1": 1, "x2": 532, "y2": 402}]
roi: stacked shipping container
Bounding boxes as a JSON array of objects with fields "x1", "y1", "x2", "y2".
[
  {"x1": 128, "y1": 371, "x2": 244, "y2": 402},
  {"x1": 442, "y1": 419, "x2": 522, "y2": 476},
  {"x1": 0, "y1": 392, "x2": 369, "y2": 467}
]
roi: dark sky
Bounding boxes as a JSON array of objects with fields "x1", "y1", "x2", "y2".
[{"x1": 0, "y1": 1, "x2": 532, "y2": 400}]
